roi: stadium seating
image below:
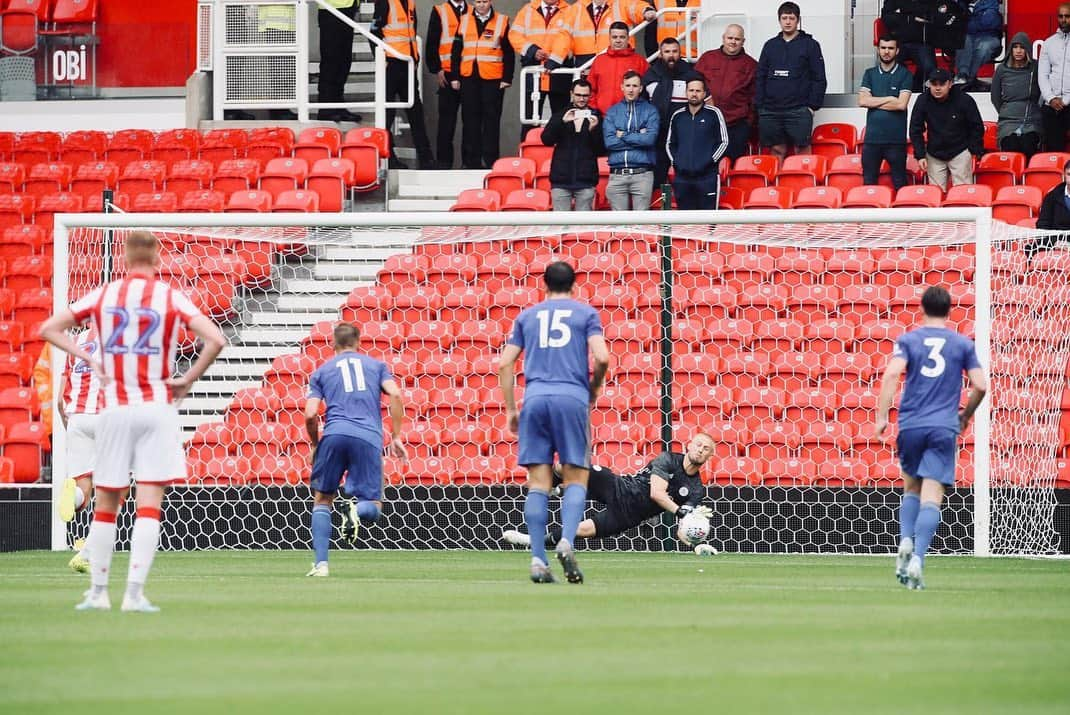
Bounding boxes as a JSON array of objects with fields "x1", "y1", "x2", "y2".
[
  {"x1": 974, "y1": 152, "x2": 1025, "y2": 193},
  {"x1": 450, "y1": 188, "x2": 500, "y2": 212},
  {"x1": 842, "y1": 185, "x2": 892, "y2": 208},
  {"x1": 893, "y1": 184, "x2": 942, "y2": 208},
  {"x1": 484, "y1": 157, "x2": 536, "y2": 196},
  {"x1": 810, "y1": 123, "x2": 857, "y2": 157},
  {"x1": 992, "y1": 185, "x2": 1042, "y2": 224},
  {"x1": 501, "y1": 188, "x2": 551, "y2": 211},
  {"x1": 793, "y1": 185, "x2": 842, "y2": 209},
  {"x1": 726, "y1": 155, "x2": 778, "y2": 194}
]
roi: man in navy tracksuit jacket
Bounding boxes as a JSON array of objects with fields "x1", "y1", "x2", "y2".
[
  {"x1": 666, "y1": 77, "x2": 729, "y2": 210},
  {"x1": 755, "y1": 1, "x2": 827, "y2": 161},
  {"x1": 603, "y1": 69, "x2": 661, "y2": 211}
]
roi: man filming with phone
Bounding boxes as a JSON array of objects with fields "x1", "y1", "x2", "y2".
[{"x1": 541, "y1": 78, "x2": 607, "y2": 211}]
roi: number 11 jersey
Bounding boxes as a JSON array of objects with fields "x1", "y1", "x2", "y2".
[{"x1": 308, "y1": 351, "x2": 393, "y2": 448}]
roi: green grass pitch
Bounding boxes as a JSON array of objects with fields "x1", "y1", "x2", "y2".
[{"x1": 1, "y1": 551, "x2": 1068, "y2": 715}]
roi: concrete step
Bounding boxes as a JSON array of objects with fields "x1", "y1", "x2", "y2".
[
  {"x1": 283, "y1": 278, "x2": 359, "y2": 293},
  {"x1": 309, "y1": 264, "x2": 381, "y2": 280},
  {"x1": 240, "y1": 328, "x2": 308, "y2": 345},
  {"x1": 247, "y1": 311, "x2": 338, "y2": 326},
  {"x1": 220, "y1": 345, "x2": 294, "y2": 361},
  {"x1": 204, "y1": 361, "x2": 273, "y2": 380},
  {"x1": 277, "y1": 294, "x2": 349, "y2": 311},
  {"x1": 395, "y1": 169, "x2": 486, "y2": 198},
  {"x1": 318, "y1": 245, "x2": 413, "y2": 260}
]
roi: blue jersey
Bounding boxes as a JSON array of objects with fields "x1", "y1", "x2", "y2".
[
  {"x1": 308, "y1": 351, "x2": 393, "y2": 448},
  {"x1": 507, "y1": 298, "x2": 603, "y2": 404},
  {"x1": 894, "y1": 326, "x2": 981, "y2": 432}
]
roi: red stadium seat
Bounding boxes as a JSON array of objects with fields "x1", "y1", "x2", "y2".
[
  {"x1": 178, "y1": 189, "x2": 226, "y2": 212},
  {"x1": 1022, "y1": 152, "x2": 1070, "y2": 192},
  {"x1": 259, "y1": 157, "x2": 309, "y2": 201},
  {"x1": 244, "y1": 127, "x2": 294, "y2": 168},
  {"x1": 273, "y1": 189, "x2": 319, "y2": 212},
  {"x1": 892, "y1": 183, "x2": 942, "y2": 208},
  {"x1": 501, "y1": 188, "x2": 551, "y2": 211},
  {"x1": 213, "y1": 158, "x2": 261, "y2": 196},
  {"x1": 0, "y1": 161, "x2": 25, "y2": 192},
  {"x1": 13, "y1": 286, "x2": 50, "y2": 324},
  {"x1": 811, "y1": 122, "x2": 857, "y2": 155},
  {"x1": 294, "y1": 127, "x2": 341, "y2": 163},
  {"x1": 942, "y1": 183, "x2": 992, "y2": 207},
  {"x1": 225, "y1": 190, "x2": 272, "y2": 213},
  {"x1": 0, "y1": 193, "x2": 34, "y2": 231},
  {"x1": 992, "y1": 185, "x2": 1042, "y2": 224},
  {"x1": 117, "y1": 160, "x2": 167, "y2": 196},
  {"x1": 12, "y1": 132, "x2": 61, "y2": 166},
  {"x1": 307, "y1": 157, "x2": 355, "y2": 210},
  {"x1": 342, "y1": 126, "x2": 390, "y2": 159},
  {"x1": 263, "y1": 353, "x2": 316, "y2": 399},
  {"x1": 152, "y1": 128, "x2": 202, "y2": 166},
  {"x1": 776, "y1": 154, "x2": 827, "y2": 192},
  {"x1": 34, "y1": 191, "x2": 82, "y2": 231},
  {"x1": 825, "y1": 154, "x2": 863, "y2": 194},
  {"x1": 105, "y1": 129, "x2": 155, "y2": 166},
  {"x1": 718, "y1": 185, "x2": 745, "y2": 209},
  {"x1": 166, "y1": 159, "x2": 215, "y2": 197},
  {"x1": 792, "y1": 185, "x2": 842, "y2": 209},
  {"x1": 2, "y1": 421, "x2": 48, "y2": 482},
  {"x1": 69, "y1": 160, "x2": 119, "y2": 201},
  {"x1": 22, "y1": 162, "x2": 71, "y2": 202},
  {"x1": 982, "y1": 120, "x2": 998, "y2": 152},
  {"x1": 59, "y1": 130, "x2": 107, "y2": 166},
  {"x1": 131, "y1": 191, "x2": 178, "y2": 213},
  {"x1": 843, "y1": 184, "x2": 892, "y2": 208},
  {"x1": 484, "y1": 157, "x2": 536, "y2": 196},
  {"x1": 199, "y1": 128, "x2": 248, "y2": 168},
  {"x1": 0, "y1": 7, "x2": 40, "y2": 59},
  {"x1": 726, "y1": 154, "x2": 778, "y2": 193},
  {"x1": 2, "y1": 254, "x2": 48, "y2": 292},
  {"x1": 225, "y1": 388, "x2": 282, "y2": 428},
  {"x1": 974, "y1": 152, "x2": 1025, "y2": 193},
  {"x1": 450, "y1": 188, "x2": 500, "y2": 212},
  {"x1": 743, "y1": 185, "x2": 793, "y2": 210}
]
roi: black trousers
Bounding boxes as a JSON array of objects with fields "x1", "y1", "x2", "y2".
[
  {"x1": 385, "y1": 59, "x2": 433, "y2": 162},
  {"x1": 1041, "y1": 105, "x2": 1070, "y2": 152},
  {"x1": 861, "y1": 142, "x2": 908, "y2": 190},
  {"x1": 435, "y1": 82, "x2": 462, "y2": 168},
  {"x1": 999, "y1": 131, "x2": 1041, "y2": 161},
  {"x1": 672, "y1": 174, "x2": 719, "y2": 210},
  {"x1": 724, "y1": 120, "x2": 751, "y2": 162},
  {"x1": 460, "y1": 76, "x2": 504, "y2": 169},
  {"x1": 317, "y1": 5, "x2": 358, "y2": 103}
]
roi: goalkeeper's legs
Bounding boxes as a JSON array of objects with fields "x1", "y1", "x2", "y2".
[{"x1": 897, "y1": 475, "x2": 921, "y2": 584}]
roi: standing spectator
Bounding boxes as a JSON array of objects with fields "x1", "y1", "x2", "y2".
[
  {"x1": 1039, "y1": 3, "x2": 1070, "y2": 152},
  {"x1": 955, "y1": 0, "x2": 1003, "y2": 90},
  {"x1": 909, "y1": 68, "x2": 985, "y2": 189},
  {"x1": 1034, "y1": 160, "x2": 1070, "y2": 254},
  {"x1": 509, "y1": 0, "x2": 570, "y2": 139},
  {"x1": 542, "y1": 79, "x2": 606, "y2": 210},
  {"x1": 450, "y1": 0, "x2": 516, "y2": 169},
  {"x1": 426, "y1": 0, "x2": 468, "y2": 168},
  {"x1": 881, "y1": 1, "x2": 967, "y2": 92},
  {"x1": 755, "y1": 2, "x2": 827, "y2": 162},
  {"x1": 317, "y1": 0, "x2": 363, "y2": 122},
  {"x1": 372, "y1": 0, "x2": 436, "y2": 168},
  {"x1": 642, "y1": 37, "x2": 698, "y2": 187},
  {"x1": 859, "y1": 35, "x2": 913, "y2": 190},
  {"x1": 666, "y1": 77, "x2": 729, "y2": 209},
  {"x1": 695, "y1": 24, "x2": 758, "y2": 161},
  {"x1": 603, "y1": 70, "x2": 660, "y2": 210},
  {"x1": 645, "y1": 0, "x2": 701, "y2": 59},
  {"x1": 548, "y1": 0, "x2": 656, "y2": 75},
  {"x1": 991, "y1": 32, "x2": 1042, "y2": 159},
  {"x1": 588, "y1": 22, "x2": 649, "y2": 116}
]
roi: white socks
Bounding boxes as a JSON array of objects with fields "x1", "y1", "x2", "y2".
[
  {"x1": 87, "y1": 515, "x2": 117, "y2": 589},
  {"x1": 126, "y1": 515, "x2": 161, "y2": 595}
]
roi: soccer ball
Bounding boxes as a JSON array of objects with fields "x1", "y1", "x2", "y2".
[{"x1": 680, "y1": 513, "x2": 710, "y2": 545}]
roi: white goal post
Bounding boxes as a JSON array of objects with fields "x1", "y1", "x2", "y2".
[{"x1": 48, "y1": 207, "x2": 1066, "y2": 557}]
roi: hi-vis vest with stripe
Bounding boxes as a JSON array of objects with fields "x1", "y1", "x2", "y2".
[
  {"x1": 548, "y1": 0, "x2": 652, "y2": 64},
  {"x1": 325, "y1": 0, "x2": 356, "y2": 8},
  {"x1": 654, "y1": 0, "x2": 700, "y2": 59},
  {"x1": 509, "y1": 1, "x2": 570, "y2": 90},
  {"x1": 435, "y1": 2, "x2": 465, "y2": 73},
  {"x1": 458, "y1": 11, "x2": 508, "y2": 80},
  {"x1": 384, "y1": 0, "x2": 420, "y2": 60},
  {"x1": 258, "y1": 4, "x2": 296, "y2": 32}
]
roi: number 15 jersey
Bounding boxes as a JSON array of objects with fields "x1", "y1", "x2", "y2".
[
  {"x1": 894, "y1": 326, "x2": 981, "y2": 432},
  {"x1": 507, "y1": 298, "x2": 603, "y2": 404},
  {"x1": 69, "y1": 277, "x2": 204, "y2": 409}
]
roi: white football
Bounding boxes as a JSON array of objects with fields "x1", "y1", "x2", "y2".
[{"x1": 680, "y1": 513, "x2": 710, "y2": 545}]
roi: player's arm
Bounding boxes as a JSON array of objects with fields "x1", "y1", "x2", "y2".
[
  {"x1": 38, "y1": 309, "x2": 102, "y2": 380},
  {"x1": 55, "y1": 369, "x2": 69, "y2": 430},
  {"x1": 874, "y1": 355, "x2": 907, "y2": 438},
  {"x1": 381, "y1": 378, "x2": 408, "y2": 462},
  {"x1": 588, "y1": 334, "x2": 610, "y2": 404},
  {"x1": 304, "y1": 396, "x2": 322, "y2": 448},
  {"x1": 167, "y1": 315, "x2": 227, "y2": 401},
  {"x1": 498, "y1": 343, "x2": 523, "y2": 433},
  {"x1": 959, "y1": 366, "x2": 988, "y2": 432}
]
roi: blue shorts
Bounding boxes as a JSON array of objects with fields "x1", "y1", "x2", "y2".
[
  {"x1": 309, "y1": 433, "x2": 383, "y2": 501},
  {"x1": 518, "y1": 394, "x2": 591, "y2": 468},
  {"x1": 896, "y1": 427, "x2": 958, "y2": 486}
]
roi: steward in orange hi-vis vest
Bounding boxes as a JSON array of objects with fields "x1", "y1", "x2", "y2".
[
  {"x1": 509, "y1": 0, "x2": 573, "y2": 134},
  {"x1": 372, "y1": 0, "x2": 435, "y2": 167},
  {"x1": 547, "y1": 0, "x2": 656, "y2": 70},
  {"x1": 426, "y1": 0, "x2": 469, "y2": 167},
  {"x1": 647, "y1": 0, "x2": 700, "y2": 59}
]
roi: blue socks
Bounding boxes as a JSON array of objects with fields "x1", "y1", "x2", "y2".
[
  {"x1": 311, "y1": 505, "x2": 332, "y2": 564},
  {"x1": 356, "y1": 501, "x2": 381, "y2": 525},
  {"x1": 913, "y1": 503, "x2": 941, "y2": 564},
  {"x1": 900, "y1": 492, "x2": 920, "y2": 542},
  {"x1": 524, "y1": 488, "x2": 550, "y2": 564},
  {"x1": 560, "y1": 484, "x2": 587, "y2": 546}
]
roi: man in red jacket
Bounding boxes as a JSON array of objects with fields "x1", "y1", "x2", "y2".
[
  {"x1": 588, "y1": 22, "x2": 649, "y2": 115},
  {"x1": 695, "y1": 23, "x2": 757, "y2": 160}
]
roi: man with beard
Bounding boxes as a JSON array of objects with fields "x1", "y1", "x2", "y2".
[{"x1": 641, "y1": 36, "x2": 699, "y2": 187}]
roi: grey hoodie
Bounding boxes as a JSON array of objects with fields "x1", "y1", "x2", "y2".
[{"x1": 990, "y1": 31, "x2": 1042, "y2": 141}]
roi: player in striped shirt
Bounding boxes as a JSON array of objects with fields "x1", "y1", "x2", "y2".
[
  {"x1": 53, "y1": 328, "x2": 105, "y2": 573},
  {"x1": 39, "y1": 230, "x2": 227, "y2": 612}
]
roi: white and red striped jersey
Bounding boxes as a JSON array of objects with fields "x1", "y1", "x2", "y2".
[
  {"x1": 63, "y1": 328, "x2": 104, "y2": 415},
  {"x1": 69, "y1": 276, "x2": 204, "y2": 409}
]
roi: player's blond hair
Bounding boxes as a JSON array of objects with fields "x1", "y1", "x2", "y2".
[{"x1": 124, "y1": 230, "x2": 160, "y2": 269}]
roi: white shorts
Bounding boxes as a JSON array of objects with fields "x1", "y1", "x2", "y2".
[
  {"x1": 94, "y1": 403, "x2": 187, "y2": 490},
  {"x1": 66, "y1": 413, "x2": 99, "y2": 479}
]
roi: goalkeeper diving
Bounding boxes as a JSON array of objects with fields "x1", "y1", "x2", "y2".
[{"x1": 503, "y1": 432, "x2": 717, "y2": 553}]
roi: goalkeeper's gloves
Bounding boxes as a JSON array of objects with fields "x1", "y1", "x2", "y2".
[
  {"x1": 676, "y1": 505, "x2": 713, "y2": 520},
  {"x1": 693, "y1": 506, "x2": 713, "y2": 520},
  {"x1": 675, "y1": 505, "x2": 694, "y2": 518},
  {"x1": 694, "y1": 544, "x2": 718, "y2": 556}
]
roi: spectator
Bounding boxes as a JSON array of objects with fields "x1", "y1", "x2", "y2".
[
  {"x1": 589, "y1": 22, "x2": 649, "y2": 116},
  {"x1": 645, "y1": 0, "x2": 701, "y2": 60},
  {"x1": 666, "y1": 77, "x2": 729, "y2": 209},
  {"x1": 955, "y1": 0, "x2": 1003, "y2": 90},
  {"x1": 881, "y1": 1, "x2": 967, "y2": 92},
  {"x1": 450, "y1": 0, "x2": 516, "y2": 170},
  {"x1": 542, "y1": 79, "x2": 607, "y2": 210},
  {"x1": 755, "y1": 1, "x2": 827, "y2": 162},
  {"x1": 509, "y1": 0, "x2": 570, "y2": 139},
  {"x1": 372, "y1": 0, "x2": 435, "y2": 168},
  {"x1": 318, "y1": 0, "x2": 363, "y2": 122},
  {"x1": 859, "y1": 35, "x2": 913, "y2": 190},
  {"x1": 1039, "y1": 3, "x2": 1070, "y2": 152},
  {"x1": 603, "y1": 70, "x2": 660, "y2": 210},
  {"x1": 548, "y1": 0, "x2": 657, "y2": 72},
  {"x1": 696, "y1": 24, "x2": 759, "y2": 161},
  {"x1": 909, "y1": 68, "x2": 985, "y2": 190},
  {"x1": 642, "y1": 37, "x2": 699, "y2": 186},
  {"x1": 1034, "y1": 160, "x2": 1070, "y2": 255},
  {"x1": 991, "y1": 32, "x2": 1042, "y2": 160},
  {"x1": 426, "y1": 0, "x2": 468, "y2": 168}
]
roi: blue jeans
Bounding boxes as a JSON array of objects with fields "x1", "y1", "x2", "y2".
[{"x1": 956, "y1": 34, "x2": 1002, "y2": 83}]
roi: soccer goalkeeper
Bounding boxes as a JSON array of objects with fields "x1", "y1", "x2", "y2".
[{"x1": 503, "y1": 432, "x2": 716, "y2": 551}]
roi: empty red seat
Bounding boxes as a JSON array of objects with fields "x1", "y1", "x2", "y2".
[
  {"x1": 450, "y1": 188, "x2": 500, "y2": 212},
  {"x1": 792, "y1": 185, "x2": 842, "y2": 208},
  {"x1": 0, "y1": 194, "x2": 34, "y2": 230},
  {"x1": 199, "y1": 128, "x2": 248, "y2": 167},
  {"x1": 34, "y1": 191, "x2": 82, "y2": 230},
  {"x1": 247, "y1": 127, "x2": 295, "y2": 168},
  {"x1": 105, "y1": 129, "x2": 155, "y2": 166},
  {"x1": 484, "y1": 157, "x2": 536, "y2": 196},
  {"x1": 825, "y1": 154, "x2": 863, "y2": 193},
  {"x1": 212, "y1": 158, "x2": 261, "y2": 196},
  {"x1": 59, "y1": 130, "x2": 107, "y2": 166},
  {"x1": 12, "y1": 132, "x2": 61, "y2": 166},
  {"x1": 69, "y1": 160, "x2": 119, "y2": 200},
  {"x1": 776, "y1": 154, "x2": 827, "y2": 192},
  {"x1": 992, "y1": 185, "x2": 1042, "y2": 224},
  {"x1": 117, "y1": 160, "x2": 167, "y2": 195},
  {"x1": 225, "y1": 190, "x2": 272, "y2": 212},
  {"x1": 23, "y1": 161, "x2": 72, "y2": 199},
  {"x1": 166, "y1": 159, "x2": 215, "y2": 196},
  {"x1": 893, "y1": 183, "x2": 942, "y2": 208},
  {"x1": 1022, "y1": 151, "x2": 1070, "y2": 191},
  {"x1": 294, "y1": 127, "x2": 342, "y2": 163},
  {"x1": 307, "y1": 158, "x2": 355, "y2": 211},
  {"x1": 152, "y1": 128, "x2": 202, "y2": 165},
  {"x1": 726, "y1": 154, "x2": 778, "y2": 193},
  {"x1": 131, "y1": 191, "x2": 178, "y2": 213},
  {"x1": 259, "y1": 157, "x2": 309, "y2": 200},
  {"x1": 843, "y1": 184, "x2": 892, "y2": 208},
  {"x1": 0, "y1": 162, "x2": 25, "y2": 192},
  {"x1": 502, "y1": 188, "x2": 551, "y2": 211},
  {"x1": 2, "y1": 421, "x2": 48, "y2": 482},
  {"x1": 942, "y1": 183, "x2": 992, "y2": 207},
  {"x1": 744, "y1": 185, "x2": 793, "y2": 210},
  {"x1": 4, "y1": 254, "x2": 49, "y2": 291},
  {"x1": 178, "y1": 189, "x2": 226, "y2": 212},
  {"x1": 811, "y1": 122, "x2": 857, "y2": 155},
  {"x1": 974, "y1": 151, "x2": 1025, "y2": 193},
  {"x1": 274, "y1": 189, "x2": 319, "y2": 212},
  {"x1": 342, "y1": 126, "x2": 390, "y2": 160}
]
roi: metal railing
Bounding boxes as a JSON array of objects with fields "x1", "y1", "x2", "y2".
[{"x1": 519, "y1": 7, "x2": 700, "y2": 127}]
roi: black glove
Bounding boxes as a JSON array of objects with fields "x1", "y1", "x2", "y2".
[{"x1": 675, "y1": 505, "x2": 694, "y2": 519}]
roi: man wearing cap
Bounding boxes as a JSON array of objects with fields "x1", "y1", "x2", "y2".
[{"x1": 909, "y1": 67, "x2": 985, "y2": 189}]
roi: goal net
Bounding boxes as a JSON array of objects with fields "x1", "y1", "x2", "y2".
[{"x1": 50, "y1": 209, "x2": 1068, "y2": 556}]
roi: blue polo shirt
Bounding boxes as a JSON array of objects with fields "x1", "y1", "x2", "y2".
[{"x1": 861, "y1": 64, "x2": 913, "y2": 145}]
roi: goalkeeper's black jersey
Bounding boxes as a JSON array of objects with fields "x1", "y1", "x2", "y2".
[{"x1": 615, "y1": 452, "x2": 703, "y2": 522}]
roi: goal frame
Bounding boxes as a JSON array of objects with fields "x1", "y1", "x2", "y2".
[{"x1": 49, "y1": 207, "x2": 994, "y2": 555}]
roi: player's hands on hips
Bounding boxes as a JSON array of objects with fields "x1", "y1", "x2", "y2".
[
  {"x1": 89, "y1": 360, "x2": 108, "y2": 385},
  {"x1": 389, "y1": 436, "x2": 408, "y2": 463},
  {"x1": 166, "y1": 375, "x2": 193, "y2": 402},
  {"x1": 873, "y1": 416, "x2": 888, "y2": 439},
  {"x1": 958, "y1": 410, "x2": 972, "y2": 434},
  {"x1": 506, "y1": 408, "x2": 520, "y2": 434}
]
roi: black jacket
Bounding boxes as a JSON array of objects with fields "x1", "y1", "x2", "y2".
[
  {"x1": 666, "y1": 104, "x2": 729, "y2": 178},
  {"x1": 541, "y1": 105, "x2": 606, "y2": 190},
  {"x1": 881, "y1": 0, "x2": 968, "y2": 50},
  {"x1": 641, "y1": 59, "x2": 699, "y2": 121},
  {"x1": 1037, "y1": 184, "x2": 1070, "y2": 230},
  {"x1": 755, "y1": 30, "x2": 827, "y2": 111},
  {"x1": 909, "y1": 85, "x2": 985, "y2": 160}
]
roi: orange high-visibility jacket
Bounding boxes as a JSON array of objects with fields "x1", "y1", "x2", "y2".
[
  {"x1": 653, "y1": 0, "x2": 700, "y2": 59},
  {"x1": 432, "y1": 1, "x2": 466, "y2": 72},
  {"x1": 456, "y1": 10, "x2": 510, "y2": 80},
  {"x1": 509, "y1": 0, "x2": 571, "y2": 90},
  {"x1": 548, "y1": 0, "x2": 653, "y2": 66},
  {"x1": 382, "y1": 0, "x2": 420, "y2": 60}
]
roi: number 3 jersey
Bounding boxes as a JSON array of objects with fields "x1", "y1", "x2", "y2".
[
  {"x1": 893, "y1": 326, "x2": 981, "y2": 432},
  {"x1": 307, "y1": 351, "x2": 393, "y2": 448},
  {"x1": 69, "y1": 277, "x2": 204, "y2": 408},
  {"x1": 507, "y1": 298, "x2": 603, "y2": 404}
]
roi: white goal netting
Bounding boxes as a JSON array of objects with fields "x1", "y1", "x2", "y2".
[{"x1": 52, "y1": 210, "x2": 1068, "y2": 556}]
